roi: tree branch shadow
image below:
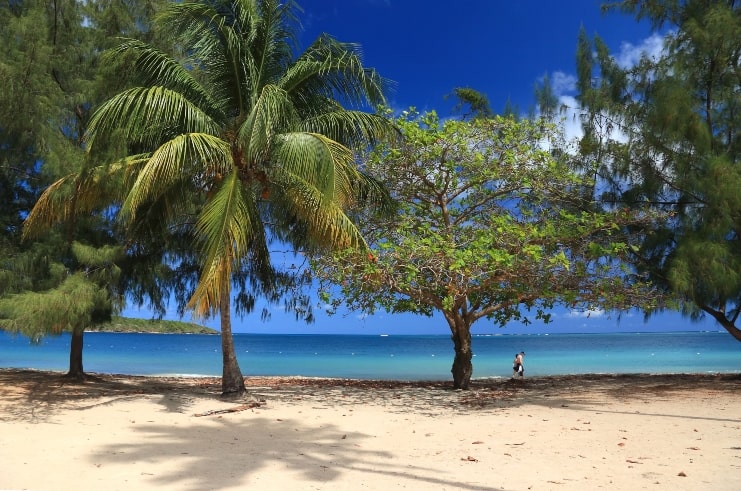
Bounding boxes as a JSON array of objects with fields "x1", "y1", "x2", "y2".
[
  {"x1": 459, "y1": 373, "x2": 741, "y2": 423},
  {"x1": 0, "y1": 369, "x2": 218, "y2": 423},
  {"x1": 93, "y1": 415, "x2": 502, "y2": 491}
]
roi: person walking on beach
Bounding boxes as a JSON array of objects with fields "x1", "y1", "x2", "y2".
[{"x1": 512, "y1": 351, "x2": 525, "y2": 378}]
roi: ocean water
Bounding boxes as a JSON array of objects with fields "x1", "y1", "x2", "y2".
[{"x1": 1, "y1": 330, "x2": 738, "y2": 380}]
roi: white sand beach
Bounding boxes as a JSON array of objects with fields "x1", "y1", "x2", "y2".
[{"x1": 1, "y1": 370, "x2": 739, "y2": 490}]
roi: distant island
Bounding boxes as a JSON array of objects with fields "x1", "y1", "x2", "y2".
[{"x1": 87, "y1": 316, "x2": 218, "y2": 334}]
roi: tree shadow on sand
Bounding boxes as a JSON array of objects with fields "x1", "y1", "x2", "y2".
[
  {"x1": 3, "y1": 368, "x2": 738, "y2": 489},
  {"x1": 0, "y1": 369, "x2": 215, "y2": 423},
  {"x1": 92, "y1": 415, "x2": 502, "y2": 491},
  {"x1": 3, "y1": 369, "x2": 739, "y2": 423},
  {"x1": 91, "y1": 416, "x2": 508, "y2": 491},
  {"x1": 0, "y1": 369, "x2": 506, "y2": 490},
  {"x1": 459, "y1": 373, "x2": 741, "y2": 423}
]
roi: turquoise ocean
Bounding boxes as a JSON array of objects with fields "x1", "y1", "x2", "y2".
[{"x1": 1, "y1": 330, "x2": 738, "y2": 380}]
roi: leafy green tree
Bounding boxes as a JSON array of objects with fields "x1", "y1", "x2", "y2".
[
  {"x1": 575, "y1": 0, "x2": 741, "y2": 341},
  {"x1": 313, "y1": 110, "x2": 661, "y2": 389},
  {"x1": 53, "y1": 0, "x2": 394, "y2": 396}
]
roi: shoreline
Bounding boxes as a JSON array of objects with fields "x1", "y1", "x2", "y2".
[
  {"x1": 5, "y1": 365, "x2": 740, "y2": 381},
  {"x1": 3, "y1": 366, "x2": 739, "y2": 381},
  {"x1": 2, "y1": 369, "x2": 739, "y2": 490}
]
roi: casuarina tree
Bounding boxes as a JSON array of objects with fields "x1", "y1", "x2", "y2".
[
  {"x1": 0, "y1": 0, "x2": 171, "y2": 378},
  {"x1": 575, "y1": 0, "x2": 741, "y2": 341}
]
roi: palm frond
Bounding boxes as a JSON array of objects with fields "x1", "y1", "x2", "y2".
[
  {"x1": 276, "y1": 130, "x2": 392, "y2": 212},
  {"x1": 105, "y1": 39, "x2": 222, "y2": 120},
  {"x1": 23, "y1": 156, "x2": 139, "y2": 239},
  {"x1": 272, "y1": 169, "x2": 367, "y2": 250},
  {"x1": 245, "y1": 0, "x2": 299, "y2": 95},
  {"x1": 86, "y1": 87, "x2": 221, "y2": 151},
  {"x1": 123, "y1": 133, "x2": 232, "y2": 220},
  {"x1": 187, "y1": 168, "x2": 257, "y2": 316},
  {"x1": 156, "y1": 0, "x2": 297, "y2": 115},
  {"x1": 23, "y1": 174, "x2": 79, "y2": 238},
  {"x1": 157, "y1": 1, "x2": 236, "y2": 49},
  {"x1": 273, "y1": 132, "x2": 350, "y2": 200},
  {"x1": 300, "y1": 110, "x2": 398, "y2": 149},
  {"x1": 280, "y1": 33, "x2": 391, "y2": 109},
  {"x1": 269, "y1": 132, "x2": 377, "y2": 248},
  {"x1": 238, "y1": 84, "x2": 299, "y2": 163}
]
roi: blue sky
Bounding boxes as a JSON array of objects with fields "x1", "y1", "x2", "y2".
[
  {"x1": 125, "y1": 1, "x2": 720, "y2": 335},
  {"x1": 297, "y1": 0, "x2": 657, "y2": 114}
]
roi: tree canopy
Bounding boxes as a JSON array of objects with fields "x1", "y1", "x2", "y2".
[
  {"x1": 313, "y1": 110, "x2": 662, "y2": 388},
  {"x1": 575, "y1": 0, "x2": 741, "y2": 341},
  {"x1": 27, "y1": 0, "x2": 394, "y2": 395},
  {"x1": 0, "y1": 0, "x2": 174, "y2": 378}
]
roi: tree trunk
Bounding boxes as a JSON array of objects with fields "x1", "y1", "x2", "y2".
[
  {"x1": 450, "y1": 326, "x2": 473, "y2": 390},
  {"x1": 701, "y1": 305, "x2": 741, "y2": 342},
  {"x1": 66, "y1": 327, "x2": 85, "y2": 380},
  {"x1": 219, "y1": 290, "x2": 246, "y2": 398},
  {"x1": 724, "y1": 325, "x2": 741, "y2": 342}
]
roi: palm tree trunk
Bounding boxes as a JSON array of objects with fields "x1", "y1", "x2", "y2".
[
  {"x1": 219, "y1": 289, "x2": 246, "y2": 398},
  {"x1": 450, "y1": 325, "x2": 473, "y2": 390}
]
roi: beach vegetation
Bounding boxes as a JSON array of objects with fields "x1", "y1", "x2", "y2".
[
  {"x1": 575, "y1": 0, "x2": 741, "y2": 342},
  {"x1": 0, "y1": 243, "x2": 122, "y2": 373},
  {"x1": 313, "y1": 109, "x2": 663, "y2": 389},
  {"x1": 0, "y1": 0, "x2": 174, "y2": 380},
  {"x1": 26, "y1": 0, "x2": 393, "y2": 396}
]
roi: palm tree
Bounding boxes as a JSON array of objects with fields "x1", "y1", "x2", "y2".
[{"x1": 82, "y1": 0, "x2": 393, "y2": 396}]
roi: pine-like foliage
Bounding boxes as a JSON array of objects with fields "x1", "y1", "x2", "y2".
[
  {"x1": 576, "y1": 0, "x2": 741, "y2": 341},
  {"x1": 0, "y1": 0, "x2": 173, "y2": 378}
]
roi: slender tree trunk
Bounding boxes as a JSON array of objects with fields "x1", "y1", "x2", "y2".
[
  {"x1": 66, "y1": 327, "x2": 85, "y2": 380},
  {"x1": 723, "y1": 325, "x2": 741, "y2": 342},
  {"x1": 701, "y1": 305, "x2": 741, "y2": 342},
  {"x1": 219, "y1": 289, "x2": 246, "y2": 398},
  {"x1": 450, "y1": 325, "x2": 473, "y2": 390}
]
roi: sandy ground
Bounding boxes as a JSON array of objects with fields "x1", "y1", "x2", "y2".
[{"x1": 0, "y1": 369, "x2": 739, "y2": 491}]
